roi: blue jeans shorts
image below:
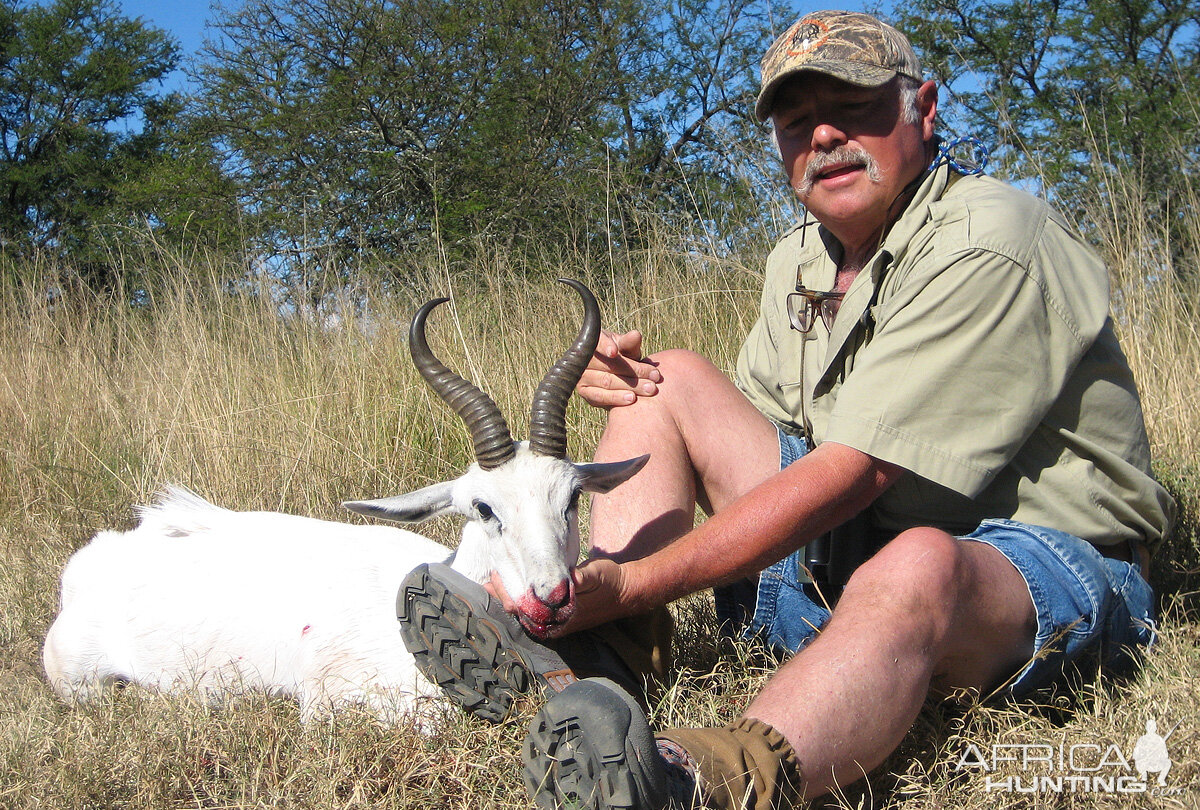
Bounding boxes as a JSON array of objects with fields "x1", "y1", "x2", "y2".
[{"x1": 714, "y1": 430, "x2": 1157, "y2": 696}]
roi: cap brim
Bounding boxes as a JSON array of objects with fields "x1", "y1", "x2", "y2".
[{"x1": 755, "y1": 61, "x2": 898, "y2": 122}]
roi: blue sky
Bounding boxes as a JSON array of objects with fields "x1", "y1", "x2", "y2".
[{"x1": 118, "y1": 0, "x2": 215, "y2": 92}]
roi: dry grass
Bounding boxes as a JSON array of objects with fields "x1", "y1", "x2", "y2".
[{"x1": 1, "y1": 204, "x2": 1197, "y2": 808}]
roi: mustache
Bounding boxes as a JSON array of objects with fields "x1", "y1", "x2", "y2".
[{"x1": 796, "y1": 146, "x2": 881, "y2": 197}]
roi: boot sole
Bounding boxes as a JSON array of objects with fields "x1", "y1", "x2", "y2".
[
  {"x1": 397, "y1": 562, "x2": 577, "y2": 723},
  {"x1": 522, "y1": 678, "x2": 667, "y2": 810}
]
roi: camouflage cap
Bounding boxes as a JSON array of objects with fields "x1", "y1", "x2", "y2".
[{"x1": 755, "y1": 10, "x2": 923, "y2": 121}]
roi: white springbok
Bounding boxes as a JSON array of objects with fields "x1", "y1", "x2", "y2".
[{"x1": 41, "y1": 279, "x2": 647, "y2": 724}]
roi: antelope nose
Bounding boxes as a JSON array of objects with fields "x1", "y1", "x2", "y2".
[{"x1": 541, "y1": 579, "x2": 572, "y2": 610}]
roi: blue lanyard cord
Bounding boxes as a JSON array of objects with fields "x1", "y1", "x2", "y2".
[{"x1": 929, "y1": 136, "x2": 989, "y2": 175}]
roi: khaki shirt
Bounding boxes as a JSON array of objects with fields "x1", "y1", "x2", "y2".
[{"x1": 736, "y1": 164, "x2": 1175, "y2": 552}]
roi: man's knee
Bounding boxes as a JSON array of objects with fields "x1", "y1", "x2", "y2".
[
  {"x1": 838, "y1": 527, "x2": 966, "y2": 639},
  {"x1": 836, "y1": 527, "x2": 1036, "y2": 689},
  {"x1": 601, "y1": 347, "x2": 764, "y2": 441},
  {"x1": 598, "y1": 349, "x2": 719, "y2": 424},
  {"x1": 847, "y1": 527, "x2": 965, "y2": 594},
  {"x1": 643, "y1": 348, "x2": 728, "y2": 397}
]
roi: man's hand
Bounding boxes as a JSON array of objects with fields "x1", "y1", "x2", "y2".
[
  {"x1": 485, "y1": 558, "x2": 638, "y2": 639},
  {"x1": 549, "y1": 557, "x2": 635, "y2": 637},
  {"x1": 575, "y1": 329, "x2": 662, "y2": 409}
]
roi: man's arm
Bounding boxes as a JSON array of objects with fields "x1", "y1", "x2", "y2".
[{"x1": 560, "y1": 441, "x2": 904, "y2": 635}]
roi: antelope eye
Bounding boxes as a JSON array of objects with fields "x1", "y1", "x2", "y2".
[
  {"x1": 566, "y1": 488, "x2": 581, "y2": 513},
  {"x1": 474, "y1": 501, "x2": 495, "y2": 520}
]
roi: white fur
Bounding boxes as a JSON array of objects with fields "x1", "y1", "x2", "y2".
[{"x1": 42, "y1": 486, "x2": 452, "y2": 724}]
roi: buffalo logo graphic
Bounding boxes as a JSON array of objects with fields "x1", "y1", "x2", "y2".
[{"x1": 788, "y1": 19, "x2": 830, "y2": 56}]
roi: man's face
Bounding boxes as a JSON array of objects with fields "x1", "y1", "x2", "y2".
[{"x1": 771, "y1": 74, "x2": 937, "y2": 243}]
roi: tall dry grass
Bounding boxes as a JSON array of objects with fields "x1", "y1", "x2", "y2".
[
  {"x1": 1, "y1": 189, "x2": 1197, "y2": 807},
  {"x1": 1082, "y1": 155, "x2": 1200, "y2": 602},
  {"x1": 0, "y1": 236, "x2": 768, "y2": 809}
]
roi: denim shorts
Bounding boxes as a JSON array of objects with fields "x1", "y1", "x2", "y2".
[{"x1": 715, "y1": 429, "x2": 1157, "y2": 696}]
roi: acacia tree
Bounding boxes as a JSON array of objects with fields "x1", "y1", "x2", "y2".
[
  {"x1": 611, "y1": 0, "x2": 793, "y2": 249},
  {"x1": 125, "y1": 96, "x2": 240, "y2": 237},
  {"x1": 0, "y1": 0, "x2": 182, "y2": 283},
  {"x1": 195, "y1": 0, "x2": 648, "y2": 265},
  {"x1": 193, "y1": 0, "x2": 789, "y2": 274},
  {"x1": 896, "y1": 0, "x2": 1200, "y2": 270}
]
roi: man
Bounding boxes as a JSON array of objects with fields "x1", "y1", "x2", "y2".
[{"x1": 399, "y1": 10, "x2": 1175, "y2": 809}]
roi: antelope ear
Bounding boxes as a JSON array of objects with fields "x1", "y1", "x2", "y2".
[
  {"x1": 575, "y1": 454, "x2": 650, "y2": 494},
  {"x1": 343, "y1": 481, "x2": 455, "y2": 523}
]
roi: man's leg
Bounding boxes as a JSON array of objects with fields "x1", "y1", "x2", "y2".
[
  {"x1": 587, "y1": 349, "x2": 781, "y2": 562},
  {"x1": 731, "y1": 527, "x2": 1036, "y2": 798},
  {"x1": 564, "y1": 348, "x2": 781, "y2": 703},
  {"x1": 525, "y1": 528, "x2": 1037, "y2": 809}
]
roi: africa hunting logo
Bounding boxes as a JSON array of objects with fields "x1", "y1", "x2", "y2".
[{"x1": 954, "y1": 716, "x2": 1185, "y2": 795}]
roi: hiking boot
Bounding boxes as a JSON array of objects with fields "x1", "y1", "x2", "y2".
[
  {"x1": 397, "y1": 562, "x2": 579, "y2": 723},
  {"x1": 522, "y1": 677, "x2": 675, "y2": 810},
  {"x1": 524, "y1": 677, "x2": 808, "y2": 810}
]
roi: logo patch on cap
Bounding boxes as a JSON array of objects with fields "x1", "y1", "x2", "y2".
[{"x1": 787, "y1": 19, "x2": 830, "y2": 58}]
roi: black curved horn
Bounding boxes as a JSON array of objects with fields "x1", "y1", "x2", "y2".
[
  {"x1": 409, "y1": 297, "x2": 515, "y2": 469},
  {"x1": 528, "y1": 278, "x2": 601, "y2": 458}
]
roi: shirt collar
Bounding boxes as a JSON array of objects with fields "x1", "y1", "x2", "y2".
[{"x1": 808, "y1": 161, "x2": 958, "y2": 370}]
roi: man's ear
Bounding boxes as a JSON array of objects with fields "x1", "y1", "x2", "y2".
[{"x1": 918, "y1": 79, "x2": 938, "y2": 141}]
